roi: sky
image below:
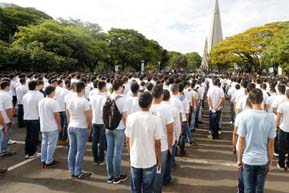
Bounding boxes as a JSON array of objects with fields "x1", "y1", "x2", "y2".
[{"x1": 2, "y1": 0, "x2": 289, "y2": 54}]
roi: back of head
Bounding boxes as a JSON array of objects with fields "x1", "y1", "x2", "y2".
[
  {"x1": 152, "y1": 85, "x2": 164, "y2": 99},
  {"x1": 75, "y1": 81, "x2": 86, "y2": 94},
  {"x1": 45, "y1": 85, "x2": 56, "y2": 96},
  {"x1": 0, "y1": 81, "x2": 10, "y2": 90},
  {"x1": 278, "y1": 84, "x2": 286, "y2": 94},
  {"x1": 163, "y1": 89, "x2": 170, "y2": 101},
  {"x1": 170, "y1": 83, "x2": 179, "y2": 94},
  {"x1": 139, "y1": 91, "x2": 153, "y2": 109},
  {"x1": 246, "y1": 83, "x2": 256, "y2": 93},
  {"x1": 28, "y1": 80, "x2": 38, "y2": 91},
  {"x1": 131, "y1": 82, "x2": 140, "y2": 94},
  {"x1": 249, "y1": 88, "x2": 263, "y2": 105},
  {"x1": 97, "y1": 80, "x2": 106, "y2": 91},
  {"x1": 112, "y1": 79, "x2": 123, "y2": 91}
]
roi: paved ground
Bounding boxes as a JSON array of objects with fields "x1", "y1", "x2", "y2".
[{"x1": 1, "y1": 100, "x2": 289, "y2": 193}]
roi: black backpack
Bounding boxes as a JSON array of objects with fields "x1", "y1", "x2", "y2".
[{"x1": 103, "y1": 96, "x2": 122, "y2": 130}]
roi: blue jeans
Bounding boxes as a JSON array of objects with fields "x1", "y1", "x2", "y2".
[
  {"x1": 68, "y1": 127, "x2": 89, "y2": 176},
  {"x1": 0, "y1": 129, "x2": 3, "y2": 154},
  {"x1": 154, "y1": 150, "x2": 168, "y2": 193},
  {"x1": 41, "y1": 130, "x2": 58, "y2": 164},
  {"x1": 163, "y1": 151, "x2": 173, "y2": 185},
  {"x1": 180, "y1": 122, "x2": 187, "y2": 154},
  {"x1": 92, "y1": 124, "x2": 106, "y2": 162},
  {"x1": 209, "y1": 110, "x2": 221, "y2": 139},
  {"x1": 236, "y1": 152, "x2": 244, "y2": 193},
  {"x1": 189, "y1": 111, "x2": 196, "y2": 130},
  {"x1": 170, "y1": 144, "x2": 176, "y2": 168},
  {"x1": 230, "y1": 102, "x2": 235, "y2": 123},
  {"x1": 59, "y1": 112, "x2": 68, "y2": 141},
  {"x1": 130, "y1": 165, "x2": 156, "y2": 193},
  {"x1": 0, "y1": 123, "x2": 12, "y2": 156},
  {"x1": 243, "y1": 164, "x2": 268, "y2": 193},
  {"x1": 106, "y1": 129, "x2": 125, "y2": 179}
]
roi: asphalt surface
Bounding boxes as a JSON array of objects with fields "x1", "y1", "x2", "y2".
[{"x1": 1, "y1": 100, "x2": 289, "y2": 193}]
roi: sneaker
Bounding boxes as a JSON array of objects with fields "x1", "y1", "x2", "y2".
[
  {"x1": 98, "y1": 161, "x2": 105, "y2": 166},
  {"x1": 274, "y1": 153, "x2": 279, "y2": 157},
  {"x1": 46, "y1": 160, "x2": 59, "y2": 168},
  {"x1": 8, "y1": 139, "x2": 17, "y2": 145},
  {"x1": 25, "y1": 154, "x2": 29, "y2": 159},
  {"x1": 76, "y1": 171, "x2": 92, "y2": 179},
  {"x1": 107, "y1": 177, "x2": 114, "y2": 184},
  {"x1": 113, "y1": 174, "x2": 128, "y2": 184},
  {"x1": 2, "y1": 151, "x2": 16, "y2": 157},
  {"x1": 28, "y1": 152, "x2": 41, "y2": 159},
  {"x1": 218, "y1": 130, "x2": 222, "y2": 135},
  {"x1": 277, "y1": 163, "x2": 286, "y2": 171},
  {"x1": 208, "y1": 135, "x2": 213, "y2": 140}
]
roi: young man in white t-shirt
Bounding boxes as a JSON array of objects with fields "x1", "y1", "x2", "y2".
[
  {"x1": 0, "y1": 81, "x2": 16, "y2": 157},
  {"x1": 0, "y1": 100, "x2": 8, "y2": 175},
  {"x1": 150, "y1": 85, "x2": 174, "y2": 193},
  {"x1": 66, "y1": 81, "x2": 92, "y2": 179},
  {"x1": 126, "y1": 92, "x2": 162, "y2": 193},
  {"x1": 207, "y1": 78, "x2": 224, "y2": 139},
  {"x1": 23, "y1": 80, "x2": 44, "y2": 159},
  {"x1": 16, "y1": 77, "x2": 28, "y2": 128},
  {"x1": 126, "y1": 82, "x2": 140, "y2": 115},
  {"x1": 89, "y1": 80, "x2": 107, "y2": 165},
  {"x1": 39, "y1": 86, "x2": 62, "y2": 168},
  {"x1": 105, "y1": 79, "x2": 128, "y2": 184},
  {"x1": 276, "y1": 89, "x2": 289, "y2": 170}
]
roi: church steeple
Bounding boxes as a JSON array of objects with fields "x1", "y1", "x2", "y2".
[{"x1": 208, "y1": 0, "x2": 223, "y2": 52}]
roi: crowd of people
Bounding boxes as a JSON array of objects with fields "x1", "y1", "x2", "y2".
[{"x1": 0, "y1": 72, "x2": 288, "y2": 193}]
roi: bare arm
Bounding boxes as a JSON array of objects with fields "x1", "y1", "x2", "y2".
[
  {"x1": 166, "y1": 123, "x2": 174, "y2": 152},
  {"x1": 232, "y1": 126, "x2": 238, "y2": 154},
  {"x1": 6, "y1": 108, "x2": 15, "y2": 125},
  {"x1": 208, "y1": 96, "x2": 212, "y2": 110},
  {"x1": 0, "y1": 113, "x2": 7, "y2": 135},
  {"x1": 126, "y1": 137, "x2": 130, "y2": 156},
  {"x1": 237, "y1": 136, "x2": 245, "y2": 168},
  {"x1": 122, "y1": 112, "x2": 127, "y2": 127},
  {"x1": 85, "y1": 108, "x2": 92, "y2": 130},
  {"x1": 54, "y1": 112, "x2": 62, "y2": 133},
  {"x1": 155, "y1": 139, "x2": 161, "y2": 170},
  {"x1": 268, "y1": 138, "x2": 275, "y2": 172},
  {"x1": 276, "y1": 112, "x2": 282, "y2": 131}
]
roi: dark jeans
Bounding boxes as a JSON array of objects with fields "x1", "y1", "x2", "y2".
[
  {"x1": 179, "y1": 122, "x2": 187, "y2": 154},
  {"x1": 163, "y1": 151, "x2": 172, "y2": 185},
  {"x1": 209, "y1": 110, "x2": 221, "y2": 139},
  {"x1": 59, "y1": 112, "x2": 68, "y2": 141},
  {"x1": 278, "y1": 129, "x2": 289, "y2": 167},
  {"x1": 92, "y1": 124, "x2": 106, "y2": 162},
  {"x1": 25, "y1": 120, "x2": 40, "y2": 156},
  {"x1": 237, "y1": 152, "x2": 244, "y2": 193},
  {"x1": 12, "y1": 96, "x2": 17, "y2": 108},
  {"x1": 130, "y1": 165, "x2": 156, "y2": 193},
  {"x1": 274, "y1": 131, "x2": 279, "y2": 154},
  {"x1": 243, "y1": 164, "x2": 268, "y2": 193},
  {"x1": 230, "y1": 102, "x2": 235, "y2": 123},
  {"x1": 18, "y1": 104, "x2": 25, "y2": 128}
]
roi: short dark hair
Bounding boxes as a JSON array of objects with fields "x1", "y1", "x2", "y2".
[
  {"x1": 249, "y1": 88, "x2": 263, "y2": 105},
  {"x1": 28, "y1": 80, "x2": 38, "y2": 90},
  {"x1": 145, "y1": 82, "x2": 153, "y2": 91},
  {"x1": 45, "y1": 85, "x2": 56, "y2": 95},
  {"x1": 278, "y1": 84, "x2": 286, "y2": 94},
  {"x1": 139, "y1": 92, "x2": 153, "y2": 108},
  {"x1": 163, "y1": 89, "x2": 170, "y2": 101},
  {"x1": 246, "y1": 83, "x2": 256, "y2": 93},
  {"x1": 20, "y1": 78, "x2": 26, "y2": 85},
  {"x1": 75, "y1": 81, "x2": 86, "y2": 93},
  {"x1": 97, "y1": 80, "x2": 106, "y2": 91},
  {"x1": 112, "y1": 79, "x2": 123, "y2": 91},
  {"x1": 152, "y1": 85, "x2": 163, "y2": 99},
  {"x1": 131, "y1": 83, "x2": 140, "y2": 94},
  {"x1": 170, "y1": 83, "x2": 179, "y2": 94},
  {"x1": 178, "y1": 83, "x2": 185, "y2": 92},
  {"x1": 0, "y1": 81, "x2": 10, "y2": 90}
]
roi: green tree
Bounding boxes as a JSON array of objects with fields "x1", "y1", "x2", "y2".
[
  {"x1": 167, "y1": 51, "x2": 187, "y2": 69},
  {"x1": 185, "y1": 52, "x2": 201, "y2": 69}
]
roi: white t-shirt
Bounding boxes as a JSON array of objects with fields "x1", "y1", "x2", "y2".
[
  {"x1": 272, "y1": 95, "x2": 287, "y2": 110},
  {"x1": 90, "y1": 92, "x2": 107, "y2": 124},
  {"x1": 170, "y1": 95, "x2": 184, "y2": 122},
  {"x1": 235, "y1": 88, "x2": 246, "y2": 105},
  {"x1": 66, "y1": 96, "x2": 90, "y2": 128},
  {"x1": 266, "y1": 94, "x2": 277, "y2": 113},
  {"x1": 0, "y1": 91, "x2": 13, "y2": 123},
  {"x1": 38, "y1": 98, "x2": 61, "y2": 132},
  {"x1": 178, "y1": 94, "x2": 190, "y2": 122},
  {"x1": 64, "y1": 91, "x2": 76, "y2": 105},
  {"x1": 234, "y1": 110, "x2": 249, "y2": 151},
  {"x1": 150, "y1": 103, "x2": 174, "y2": 151},
  {"x1": 23, "y1": 91, "x2": 44, "y2": 120},
  {"x1": 127, "y1": 96, "x2": 140, "y2": 115},
  {"x1": 110, "y1": 93, "x2": 128, "y2": 130},
  {"x1": 125, "y1": 111, "x2": 162, "y2": 168},
  {"x1": 277, "y1": 101, "x2": 289, "y2": 132},
  {"x1": 16, "y1": 84, "x2": 28, "y2": 105},
  {"x1": 207, "y1": 86, "x2": 224, "y2": 110},
  {"x1": 10, "y1": 80, "x2": 17, "y2": 96},
  {"x1": 55, "y1": 86, "x2": 69, "y2": 112},
  {"x1": 236, "y1": 95, "x2": 248, "y2": 113}
]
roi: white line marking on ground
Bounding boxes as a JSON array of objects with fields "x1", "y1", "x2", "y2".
[
  {"x1": 8, "y1": 155, "x2": 40, "y2": 172},
  {"x1": 181, "y1": 158, "x2": 235, "y2": 167}
]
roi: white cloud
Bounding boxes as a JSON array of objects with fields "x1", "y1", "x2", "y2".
[{"x1": 2, "y1": 0, "x2": 289, "y2": 54}]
